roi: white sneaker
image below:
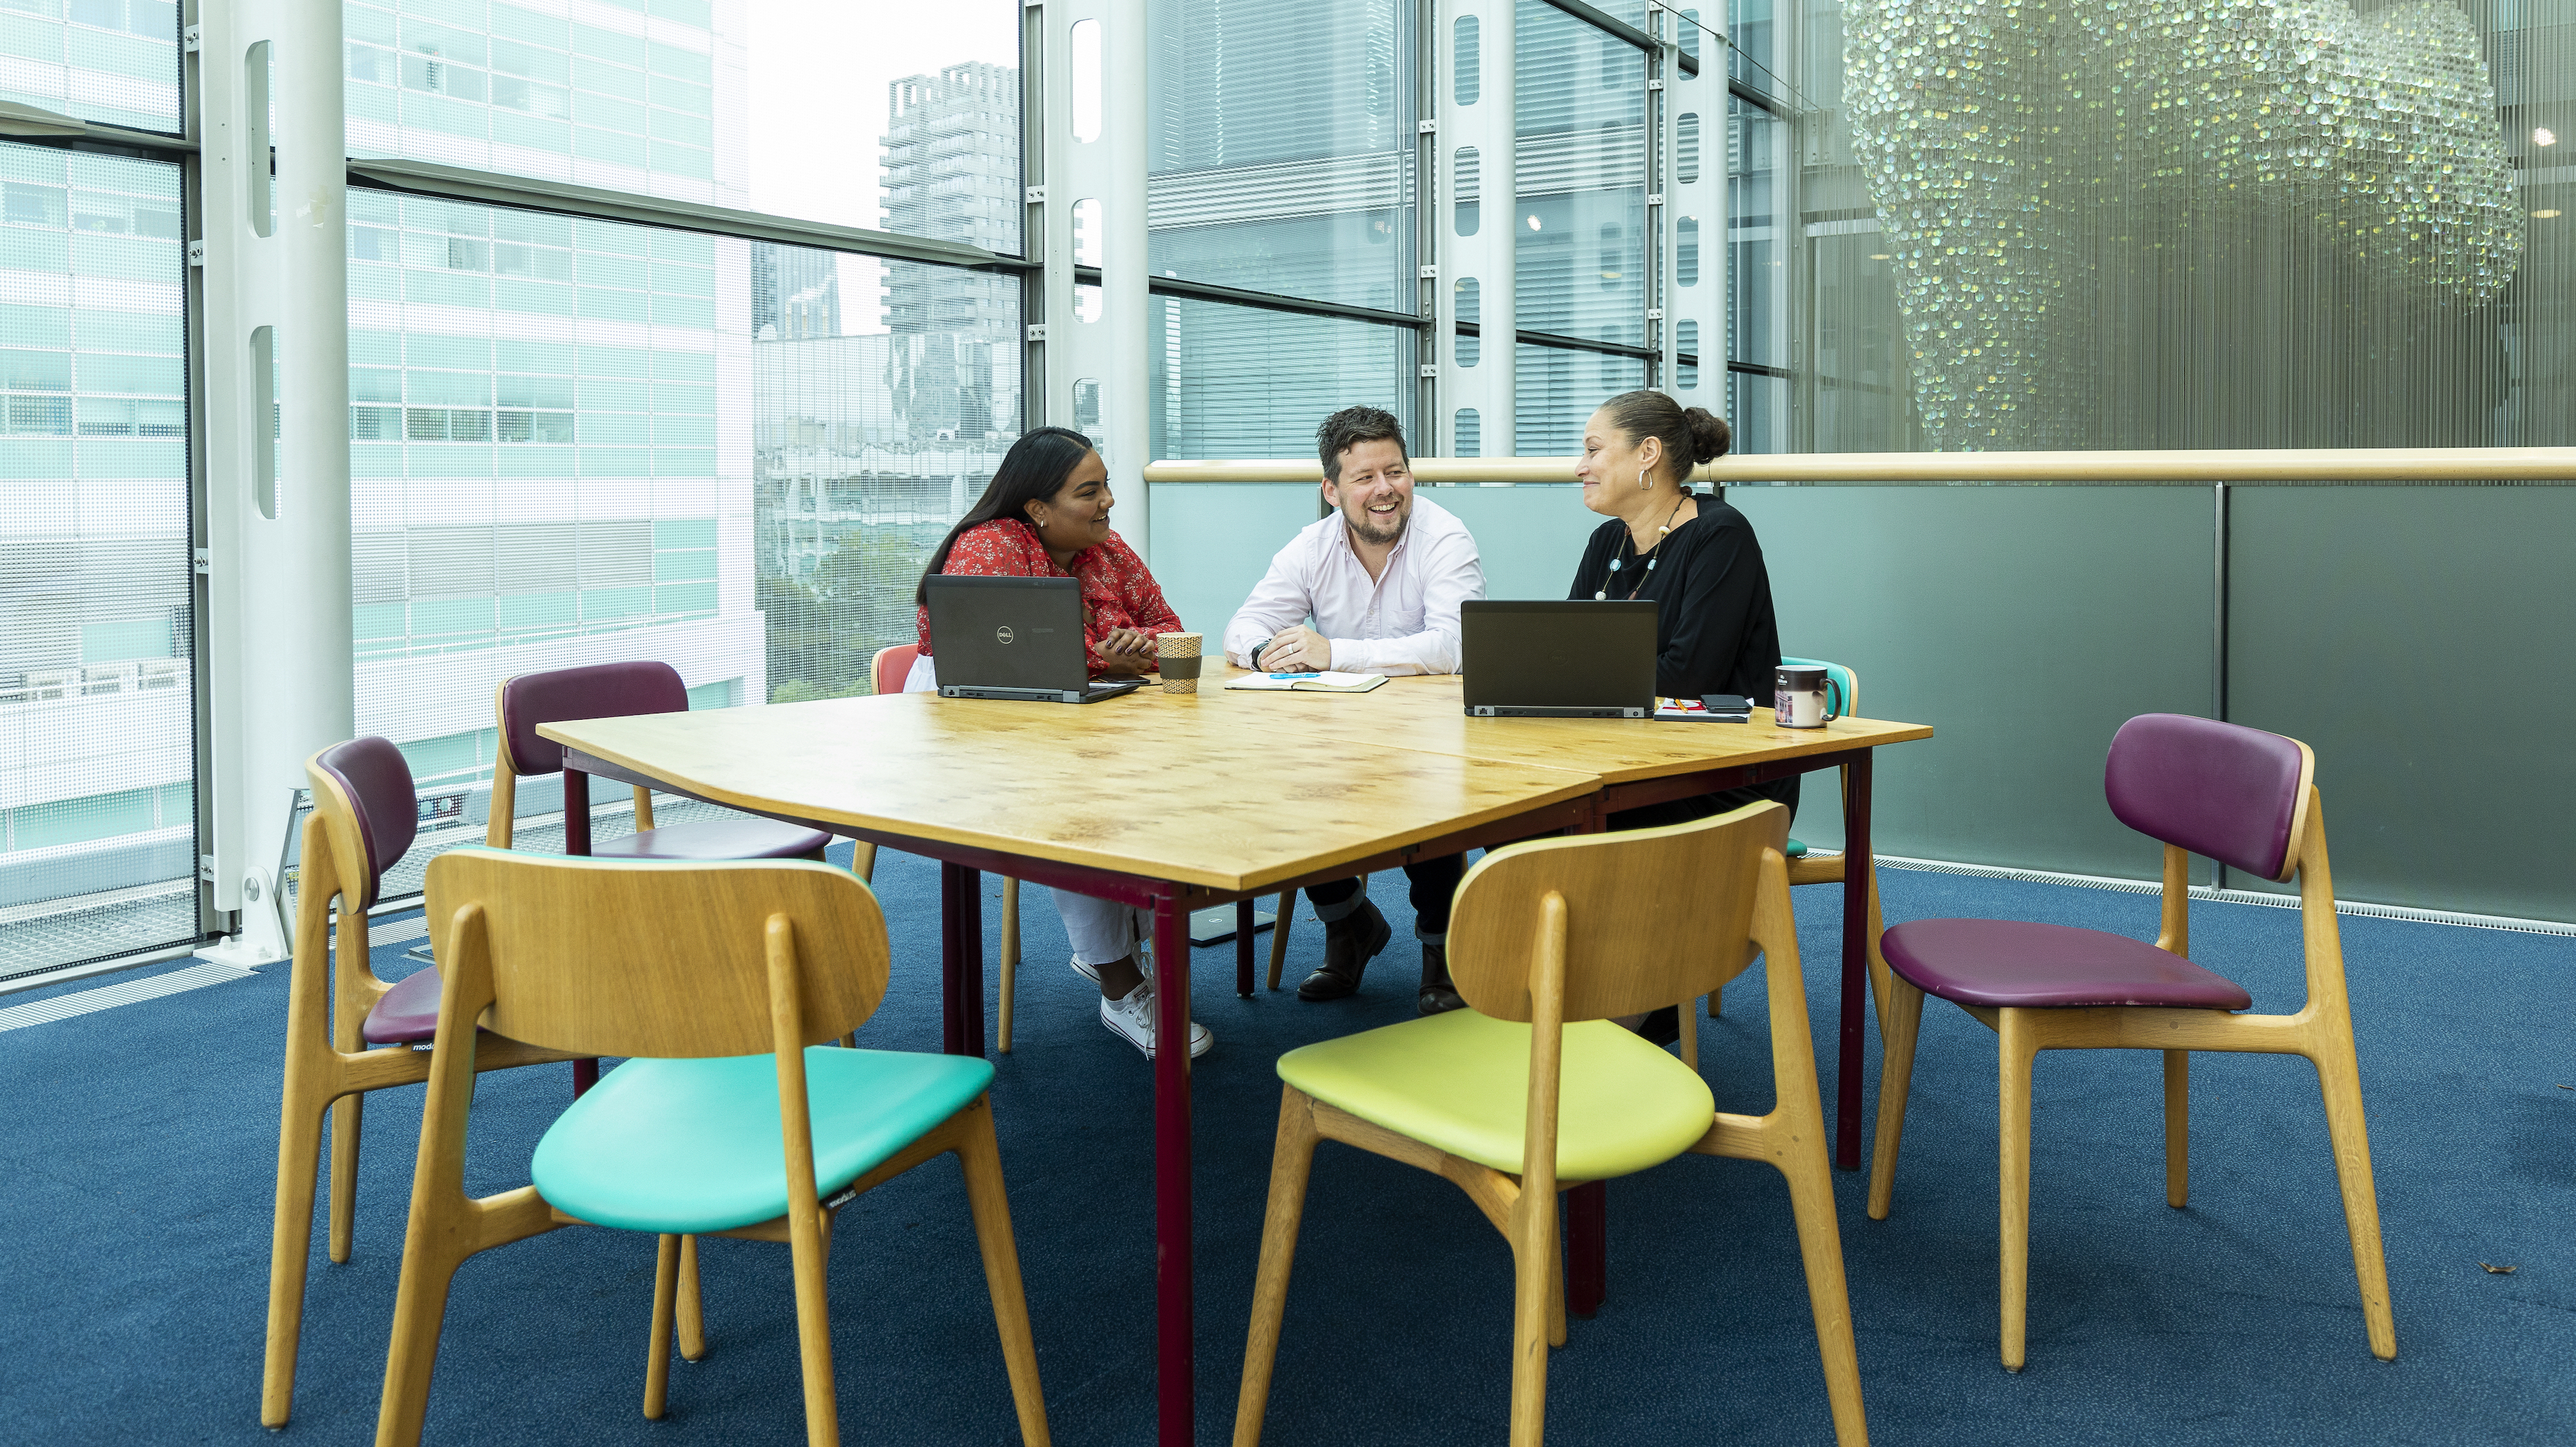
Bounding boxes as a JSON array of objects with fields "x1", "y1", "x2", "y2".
[
  {"x1": 1099, "y1": 979, "x2": 1213, "y2": 1059},
  {"x1": 1070, "y1": 956, "x2": 1101, "y2": 986}
]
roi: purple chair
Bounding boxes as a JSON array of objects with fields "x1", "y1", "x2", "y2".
[
  {"x1": 487, "y1": 661, "x2": 833, "y2": 863},
  {"x1": 1865, "y1": 713, "x2": 2394, "y2": 1371},
  {"x1": 262, "y1": 739, "x2": 591, "y2": 1426}
]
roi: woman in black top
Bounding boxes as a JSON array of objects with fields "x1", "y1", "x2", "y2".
[{"x1": 1568, "y1": 389, "x2": 1796, "y2": 831}]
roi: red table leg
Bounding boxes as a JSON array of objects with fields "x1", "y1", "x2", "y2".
[
  {"x1": 1836, "y1": 750, "x2": 1875, "y2": 1170},
  {"x1": 1565, "y1": 1181, "x2": 1606, "y2": 1318},
  {"x1": 938, "y1": 862, "x2": 987, "y2": 1058},
  {"x1": 564, "y1": 768, "x2": 598, "y2": 1097},
  {"x1": 1235, "y1": 898, "x2": 1256, "y2": 997},
  {"x1": 1152, "y1": 891, "x2": 1194, "y2": 1447}
]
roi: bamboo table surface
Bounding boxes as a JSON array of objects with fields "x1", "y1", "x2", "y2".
[
  {"x1": 1184, "y1": 667, "x2": 1934, "y2": 787},
  {"x1": 537, "y1": 690, "x2": 1601, "y2": 894}
]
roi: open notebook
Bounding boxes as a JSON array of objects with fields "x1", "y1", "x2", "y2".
[{"x1": 1223, "y1": 671, "x2": 1389, "y2": 694}]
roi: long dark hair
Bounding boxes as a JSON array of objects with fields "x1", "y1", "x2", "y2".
[{"x1": 915, "y1": 426, "x2": 1100, "y2": 606}]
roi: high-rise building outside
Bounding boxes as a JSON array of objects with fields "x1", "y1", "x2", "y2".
[{"x1": 748, "y1": 59, "x2": 1023, "y2": 704}]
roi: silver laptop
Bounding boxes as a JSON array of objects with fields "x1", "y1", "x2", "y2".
[
  {"x1": 1460, "y1": 600, "x2": 1657, "y2": 718},
  {"x1": 925, "y1": 575, "x2": 1145, "y2": 704}
]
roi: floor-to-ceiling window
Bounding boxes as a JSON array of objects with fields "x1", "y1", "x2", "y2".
[{"x1": 0, "y1": 5, "x2": 194, "y2": 980}]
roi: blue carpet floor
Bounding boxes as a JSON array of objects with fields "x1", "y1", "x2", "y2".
[{"x1": 1, "y1": 845, "x2": 2570, "y2": 1446}]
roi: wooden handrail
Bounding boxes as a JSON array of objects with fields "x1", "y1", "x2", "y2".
[{"x1": 1141, "y1": 445, "x2": 2576, "y2": 486}]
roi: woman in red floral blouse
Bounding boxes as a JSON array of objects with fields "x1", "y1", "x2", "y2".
[
  {"x1": 910, "y1": 427, "x2": 1182, "y2": 681},
  {"x1": 904, "y1": 426, "x2": 1208, "y2": 1060}
]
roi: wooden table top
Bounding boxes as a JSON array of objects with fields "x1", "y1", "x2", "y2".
[
  {"x1": 539, "y1": 692, "x2": 1600, "y2": 893},
  {"x1": 1185, "y1": 670, "x2": 1934, "y2": 786}
]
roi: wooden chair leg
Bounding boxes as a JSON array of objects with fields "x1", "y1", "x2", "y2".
[
  {"x1": 956, "y1": 1099, "x2": 1050, "y2": 1446},
  {"x1": 677, "y1": 1233, "x2": 707, "y2": 1360},
  {"x1": 851, "y1": 841, "x2": 878, "y2": 883},
  {"x1": 999, "y1": 878, "x2": 1021, "y2": 1054},
  {"x1": 645, "y1": 1235, "x2": 680, "y2": 1420},
  {"x1": 1265, "y1": 890, "x2": 1293, "y2": 991},
  {"x1": 1506, "y1": 1178, "x2": 1558, "y2": 1447},
  {"x1": 1751, "y1": 918, "x2": 1870, "y2": 1447},
  {"x1": 785, "y1": 1205, "x2": 839, "y2": 1447},
  {"x1": 261, "y1": 1085, "x2": 330, "y2": 1428},
  {"x1": 2163, "y1": 1050, "x2": 2190, "y2": 1208},
  {"x1": 1235, "y1": 1088, "x2": 1321, "y2": 1447},
  {"x1": 1708, "y1": 983, "x2": 1721, "y2": 1018},
  {"x1": 1997, "y1": 1009, "x2": 2039, "y2": 1373},
  {"x1": 2310, "y1": 1036, "x2": 2397, "y2": 1360},
  {"x1": 374, "y1": 1231, "x2": 469, "y2": 1447},
  {"x1": 1545, "y1": 1203, "x2": 1567, "y2": 1349},
  {"x1": 1865, "y1": 972, "x2": 1925, "y2": 1222},
  {"x1": 328, "y1": 1091, "x2": 362, "y2": 1264}
]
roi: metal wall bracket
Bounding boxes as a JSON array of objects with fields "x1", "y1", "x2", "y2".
[
  {"x1": 187, "y1": 239, "x2": 205, "y2": 267},
  {"x1": 182, "y1": 23, "x2": 201, "y2": 51},
  {"x1": 1027, "y1": 322, "x2": 1049, "y2": 342}
]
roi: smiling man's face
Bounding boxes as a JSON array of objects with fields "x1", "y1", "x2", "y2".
[{"x1": 1325, "y1": 437, "x2": 1414, "y2": 548}]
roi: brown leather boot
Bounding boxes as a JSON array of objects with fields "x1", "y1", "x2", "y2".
[
  {"x1": 1298, "y1": 898, "x2": 1391, "y2": 1001},
  {"x1": 1417, "y1": 940, "x2": 1465, "y2": 1015}
]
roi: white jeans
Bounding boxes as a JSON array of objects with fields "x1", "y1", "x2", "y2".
[{"x1": 906, "y1": 651, "x2": 1149, "y2": 972}]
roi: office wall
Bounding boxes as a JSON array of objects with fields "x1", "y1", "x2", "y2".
[
  {"x1": 2228, "y1": 488, "x2": 2576, "y2": 919},
  {"x1": 1150, "y1": 479, "x2": 2574, "y2": 922}
]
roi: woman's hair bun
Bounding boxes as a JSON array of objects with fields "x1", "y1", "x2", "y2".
[{"x1": 1682, "y1": 406, "x2": 1732, "y2": 464}]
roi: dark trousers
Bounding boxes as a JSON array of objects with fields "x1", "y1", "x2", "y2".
[
  {"x1": 1306, "y1": 853, "x2": 1469, "y2": 940},
  {"x1": 1604, "y1": 774, "x2": 1801, "y2": 832}
]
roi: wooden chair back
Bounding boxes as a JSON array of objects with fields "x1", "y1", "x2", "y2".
[
  {"x1": 1778, "y1": 656, "x2": 1859, "y2": 717},
  {"x1": 306, "y1": 737, "x2": 420, "y2": 917},
  {"x1": 2105, "y1": 713, "x2": 2314, "y2": 885},
  {"x1": 872, "y1": 644, "x2": 920, "y2": 697},
  {"x1": 1446, "y1": 800, "x2": 1789, "y2": 1023},
  {"x1": 422, "y1": 849, "x2": 889, "y2": 1059}
]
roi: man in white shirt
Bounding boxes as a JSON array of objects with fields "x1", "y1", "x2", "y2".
[{"x1": 1223, "y1": 405, "x2": 1485, "y2": 1013}]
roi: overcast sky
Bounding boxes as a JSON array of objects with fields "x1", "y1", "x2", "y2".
[{"x1": 745, "y1": 1, "x2": 1021, "y2": 335}]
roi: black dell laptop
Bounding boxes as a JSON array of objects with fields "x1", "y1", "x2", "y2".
[
  {"x1": 1459, "y1": 600, "x2": 1657, "y2": 718},
  {"x1": 924, "y1": 575, "x2": 1145, "y2": 704}
]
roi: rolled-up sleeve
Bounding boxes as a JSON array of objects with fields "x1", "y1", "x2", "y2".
[
  {"x1": 1224, "y1": 541, "x2": 1316, "y2": 668},
  {"x1": 1327, "y1": 525, "x2": 1483, "y2": 676}
]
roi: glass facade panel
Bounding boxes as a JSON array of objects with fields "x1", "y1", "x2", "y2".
[
  {"x1": 350, "y1": 191, "x2": 1020, "y2": 831},
  {"x1": 1146, "y1": 0, "x2": 1413, "y2": 313},
  {"x1": 1152, "y1": 296, "x2": 1409, "y2": 457},
  {"x1": 757, "y1": 255, "x2": 1021, "y2": 702},
  {"x1": 0, "y1": 0, "x2": 181, "y2": 132},
  {"x1": 345, "y1": 0, "x2": 1022, "y2": 253},
  {"x1": 0, "y1": 142, "x2": 194, "y2": 978},
  {"x1": 1515, "y1": 0, "x2": 1645, "y2": 349},
  {"x1": 1515, "y1": 341, "x2": 1643, "y2": 455}
]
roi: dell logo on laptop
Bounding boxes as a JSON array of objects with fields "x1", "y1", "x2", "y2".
[{"x1": 995, "y1": 626, "x2": 1014, "y2": 645}]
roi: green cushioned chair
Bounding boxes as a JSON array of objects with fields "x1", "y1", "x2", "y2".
[
  {"x1": 1233, "y1": 801, "x2": 1868, "y2": 1447},
  {"x1": 374, "y1": 849, "x2": 1051, "y2": 1447},
  {"x1": 1689, "y1": 657, "x2": 1883, "y2": 1069}
]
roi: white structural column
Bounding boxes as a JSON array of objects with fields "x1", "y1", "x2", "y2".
[
  {"x1": 1663, "y1": 8, "x2": 1725, "y2": 415},
  {"x1": 1436, "y1": 0, "x2": 1513, "y2": 457},
  {"x1": 1037, "y1": 0, "x2": 1152, "y2": 551},
  {"x1": 198, "y1": 0, "x2": 352, "y2": 958}
]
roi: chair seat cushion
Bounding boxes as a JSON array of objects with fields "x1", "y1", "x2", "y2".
[
  {"x1": 361, "y1": 967, "x2": 444, "y2": 1045},
  {"x1": 1785, "y1": 837, "x2": 1809, "y2": 858},
  {"x1": 530, "y1": 1047, "x2": 995, "y2": 1235},
  {"x1": 1881, "y1": 919, "x2": 2254, "y2": 1011},
  {"x1": 1277, "y1": 1010, "x2": 1714, "y2": 1183},
  {"x1": 592, "y1": 816, "x2": 833, "y2": 862}
]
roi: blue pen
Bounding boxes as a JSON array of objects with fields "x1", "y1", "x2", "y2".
[{"x1": 1269, "y1": 672, "x2": 1320, "y2": 679}]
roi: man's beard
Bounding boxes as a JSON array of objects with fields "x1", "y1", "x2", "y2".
[{"x1": 1345, "y1": 499, "x2": 1408, "y2": 547}]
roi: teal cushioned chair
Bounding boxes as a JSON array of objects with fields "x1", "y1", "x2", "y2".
[
  {"x1": 1686, "y1": 658, "x2": 1881, "y2": 1066},
  {"x1": 373, "y1": 848, "x2": 1051, "y2": 1447}
]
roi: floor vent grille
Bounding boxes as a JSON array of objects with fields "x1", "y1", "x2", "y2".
[{"x1": 0, "y1": 961, "x2": 259, "y2": 1034}]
